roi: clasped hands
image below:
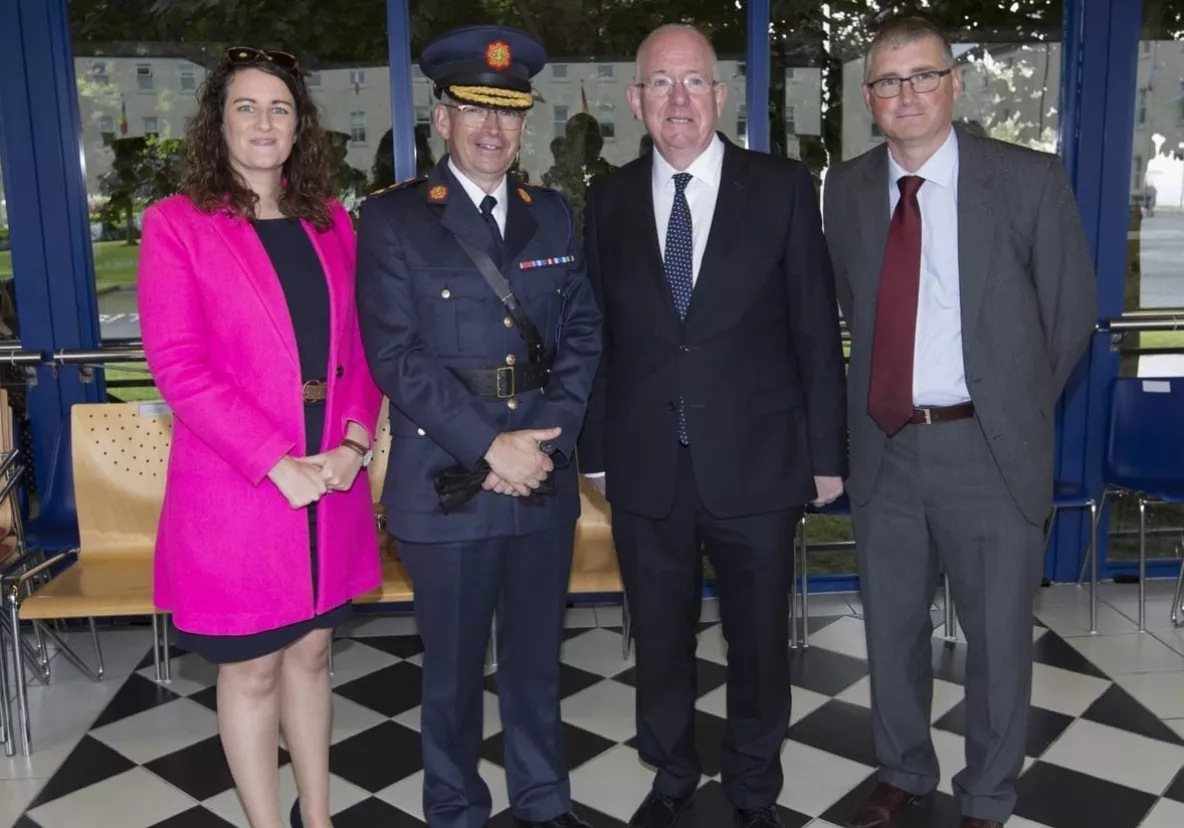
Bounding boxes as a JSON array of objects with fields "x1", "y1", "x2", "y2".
[
  {"x1": 267, "y1": 444, "x2": 365, "y2": 509},
  {"x1": 482, "y1": 427, "x2": 561, "y2": 497}
]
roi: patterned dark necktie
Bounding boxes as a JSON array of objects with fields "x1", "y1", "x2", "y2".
[
  {"x1": 665, "y1": 172, "x2": 694, "y2": 445},
  {"x1": 867, "y1": 175, "x2": 925, "y2": 436},
  {"x1": 479, "y1": 194, "x2": 504, "y2": 264}
]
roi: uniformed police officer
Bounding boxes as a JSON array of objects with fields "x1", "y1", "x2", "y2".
[{"x1": 355, "y1": 25, "x2": 602, "y2": 828}]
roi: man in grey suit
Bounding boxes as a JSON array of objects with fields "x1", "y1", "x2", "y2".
[{"x1": 822, "y1": 15, "x2": 1096, "y2": 828}]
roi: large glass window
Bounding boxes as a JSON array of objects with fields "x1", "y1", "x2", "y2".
[
  {"x1": 409, "y1": 0, "x2": 747, "y2": 239},
  {"x1": 1111, "y1": 0, "x2": 1184, "y2": 564},
  {"x1": 771, "y1": 2, "x2": 1065, "y2": 576},
  {"x1": 70, "y1": 2, "x2": 393, "y2": 351},
  {"x1": 1121, "y1": 0, "x2": 1184, "y2": 374}
]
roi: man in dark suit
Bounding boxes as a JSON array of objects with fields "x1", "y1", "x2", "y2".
[
  {"x1": 822, "y1": 16, "x2": 1096, "y2": 828},
  {"x1": 577, "y1": 23, "x2": 848, "y2": 828},
  {"x1": 355, "y1": 25, "x2": 602, "y2": 828}
]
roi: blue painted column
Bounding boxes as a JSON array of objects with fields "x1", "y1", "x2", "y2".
[
  {"x1": 746, "y1": 0, "x2": 771, "y2": 153},
  {"x1": 0, "y1": 0, "x2": 105, "y2": 492},
  {"x1": 1068, "y1": 0, "x2": 1146, "y2": 581},
  {"x1": 387, "y1": 0, "x2": 417, "y2": 183}
]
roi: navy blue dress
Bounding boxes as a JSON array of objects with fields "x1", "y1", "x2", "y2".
[{"x1": 175, "y1": 217, "x2": 351, "y2": 664}]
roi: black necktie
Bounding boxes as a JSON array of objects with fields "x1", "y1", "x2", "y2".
[
  {"x1": 479, "y1": 194, "x2": 504, "y2": 264},
  {"x1": 665, "y1": 172, "x2": 693, "y2": 445}
]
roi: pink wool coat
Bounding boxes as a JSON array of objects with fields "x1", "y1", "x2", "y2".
[{"x1": 138, "y1": 195, "x2": 383, "y2": 636}]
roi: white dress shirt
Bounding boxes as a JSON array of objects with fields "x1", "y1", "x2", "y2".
[
  {"x1": 449, "y1": 157, "x2": 507, "y2": 236},
  {"x1": 652, "y1": 134, "x2": 725, "y2": 285},
  {"x1": 886, "y1": 128, "x2": 971, "y2": 406}
]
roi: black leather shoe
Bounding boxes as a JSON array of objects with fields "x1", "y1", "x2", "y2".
[
  {"x1": 516, "y1": 813, "x2": 593, "y2": 827},
  {"x1": 736, "y1": 806, "x2": 783, "y2": 828},
  {"x1": 628, "y1": 792, "x2": 692, "y2": 828}
]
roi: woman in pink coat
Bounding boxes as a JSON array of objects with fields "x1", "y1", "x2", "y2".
[{"x1": 137, "y1": 47, "x2": 382, "y2": 828}]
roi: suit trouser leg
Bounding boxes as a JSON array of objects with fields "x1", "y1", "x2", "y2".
[
  {"x1": 921, "y1": 419, "x2": 1044, "y2": 823},
  {"x1": 702, "y1": 500, "x2": 798, "y2": 808},
  {"x1": 400, "y1": 538, "x2": 504, "y2": 828},
  {"x1": 614, "y1": 446, "x2": 797, "y2": 807},
  {"x1": 852, "y1": 427, "x2": 942, "y2": 798},
  {"x1": 495, "y1": 524, "x2": 575, "y2": 821},
  {"x1": 613, "y1": 450, "x2": 703, "y2": 802}
]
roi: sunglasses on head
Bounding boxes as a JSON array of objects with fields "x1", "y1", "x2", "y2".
[{"x1": 224, "y1": 47, "x2": 299, "y2": 73}]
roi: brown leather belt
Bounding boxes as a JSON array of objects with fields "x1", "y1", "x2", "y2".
[
  {"x1": 302, "y1": 379, "x2": 328, "y2": 403},
  {"x1": 908, "y1": 402, "x2": 975, "y2": 424}
]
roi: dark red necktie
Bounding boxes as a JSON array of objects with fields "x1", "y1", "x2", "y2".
[{"x1": 867, "y1": 175, "x2": 924, "y2": 436}]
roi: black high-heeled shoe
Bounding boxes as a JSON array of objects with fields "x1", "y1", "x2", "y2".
[{"x1": 289, "y1": 799, "x2": 303, "y2": 828}]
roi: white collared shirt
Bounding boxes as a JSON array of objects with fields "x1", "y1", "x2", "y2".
[
  {"x1": 886, "y1": 128, "x2": 970, "y2": 407},
  {"x1": 651, "y1": 134, "x2": 725, "y2": 285},
  {"x1": 448, "y1": 157, "x2": 508, "y2": 236}
]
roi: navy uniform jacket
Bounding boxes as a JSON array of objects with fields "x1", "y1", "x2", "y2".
[{"x1": 356, "y1": 157, "x2": 602, "y2": 544}]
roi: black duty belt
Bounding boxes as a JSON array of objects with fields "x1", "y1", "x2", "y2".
[{"x1": 450, "y1": 357, "x2": 553, "y2": 399}]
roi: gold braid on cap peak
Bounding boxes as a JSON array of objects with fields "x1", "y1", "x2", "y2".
[{"x1": 447, "y1": 84, "x2": 534, "y2": 109}]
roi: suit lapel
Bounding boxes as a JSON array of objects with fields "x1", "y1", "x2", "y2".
[
  {"x1": 684, "y1": 141, "x2": 746, "y2": 326},
  {"x1": 860, "y1": 144, "x2": 891, "y2": 300},
  {"x1": 955, "y1": 130, "x2": 998, "y2": 346},
  {"x1": 210, "y1": 213, "x2": 299, "y2": 370},
  {"x1": 503, "y1": 183, "x2": 538, "y2": 268}
]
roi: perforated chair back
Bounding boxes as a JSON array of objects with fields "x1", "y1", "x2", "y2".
[
  {"x1": 71, "y1": 402, "x2": 171, "y2": 558},
  {"x1": 368, "y1": 397, "x2": 392, "y2": 503},
  {"x1": 1104, "y1": 377, "x2": 1184, "y2": 490}
]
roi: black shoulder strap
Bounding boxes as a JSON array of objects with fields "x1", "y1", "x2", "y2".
[{"x1": 448, "y1": 231, "x2": 545, "y2": 363}]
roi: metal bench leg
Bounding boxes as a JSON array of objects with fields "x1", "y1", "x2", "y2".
[
  {"x1": 944, "y1": 574, "x2": 958, "y2": 643},
  {"x1": 621, "y1": 595, "x2": 632, "y2": 660},
  {"x1": 89, "y1": 618, "x2": 104, "y2": 681},
  {"x1": 1088, "y1": 500, "x2": 1098, "y2": 634},
  {"x1": 0, "y1": 609, "x2": 12, "y2": 756},
  {"x1": 801, "y1": 515, "x2": 810, "y2": 649},
  {"x1": 1170, "y1": 539, "x2": 1184, "y2": 628},
  {"x1": 162, "y1": 615, "x2": 172, "y2": 682},
  {"x1": 489, "y1": 617, "x2": 497, "y2": 669},
  {"x1": 8, "y1": 600, "x2": 31, "y2": 756},
  {"x1": 1138, "y1": 498, "x2": 1148, "y2": 633},
  {"x1": 151, "y1": 614, "x2": 162, "y2": 682},
  {"x1": 789, "y1": 519, "x2": 800, "y2": 649}
]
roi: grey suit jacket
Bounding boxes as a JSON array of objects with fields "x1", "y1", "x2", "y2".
[{"x1": 823, "y1": 127, "x2": 1097, "y2": 524}]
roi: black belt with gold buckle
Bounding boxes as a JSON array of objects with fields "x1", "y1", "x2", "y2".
[
  {"x1": 450, "y1": 358, "x2": 553, "y2": 399},
  {"x1": 908, "y1": 402, "x2": 975, "y2": 424},
  {"x1": 302, "y1": 379, "x2": 328, "y2": 403}
]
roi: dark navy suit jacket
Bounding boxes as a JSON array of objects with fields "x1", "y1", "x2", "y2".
[{"x1": 356, "y1": 157, "x2": 602, "y2": 544}]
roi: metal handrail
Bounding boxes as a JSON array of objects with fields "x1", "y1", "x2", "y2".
[
  {"x1": 53, "y1": 346, "x2": 144, "y2": 365},
  {"x1": 1097, "y1": 313, "x2": 1184, "y2": 333}
]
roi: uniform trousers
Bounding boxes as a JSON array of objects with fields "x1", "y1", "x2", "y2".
[{"x1": 400, "y1": 523, "x2": 576, "y2": 828}]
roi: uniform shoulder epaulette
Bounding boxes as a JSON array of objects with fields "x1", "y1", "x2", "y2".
[{"x1": 367, "y1": 175, "x2": 426, "y2": 199}]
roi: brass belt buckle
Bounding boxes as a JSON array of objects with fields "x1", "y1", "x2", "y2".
[
  {"x1": 302, "y1": 380, "x2": 327, "y2": 403},
  {"x1": 495, "y1": 366, "x2": 515, "y2": 399}
]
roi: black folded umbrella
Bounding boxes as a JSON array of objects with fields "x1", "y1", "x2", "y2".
[{"x1": 432, "y1": 459, "x2": 556, "y2": 513}]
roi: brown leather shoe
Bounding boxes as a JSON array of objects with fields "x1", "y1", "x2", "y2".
[
  {"x1": 847, "y1": 782, "x2": 922, "y2": 828},
  {"x1": 960, "y1": 820, "x2": 1003, "y2": 828}
]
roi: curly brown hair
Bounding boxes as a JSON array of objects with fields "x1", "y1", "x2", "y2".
[{"x1": 180, "y1": 55, "x2": 335, "y2": 231}]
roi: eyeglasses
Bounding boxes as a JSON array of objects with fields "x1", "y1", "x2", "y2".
[
  {"x1": 442, "y1": 104, "x2": 526, "y2": 131},
  {"x1": 633, "y1": 74, "x2": 719, "y2": 97},
  {"x1": 224, "y1": 47, "x2": 300, "y2": 73},
  {"x1": 866, "y1": 68, "x2": 953, "y2": 98}
]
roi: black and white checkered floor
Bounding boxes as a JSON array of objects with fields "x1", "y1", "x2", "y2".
[{"x1": 6, "y1": 584, "x2": 1184, "y2": 828}]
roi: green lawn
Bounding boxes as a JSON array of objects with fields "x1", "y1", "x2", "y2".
[{"x1": 0, "y1": 240, "x2": 140, "y2": 291}]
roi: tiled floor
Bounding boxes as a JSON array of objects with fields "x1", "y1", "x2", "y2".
[{"x1": 5, "y1": 582, "x2": 1184, "y2": 828}]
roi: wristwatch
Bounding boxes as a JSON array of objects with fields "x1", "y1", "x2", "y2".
[{"x1": 341, "y1": 438, "x2": 373, "y2": 467}]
